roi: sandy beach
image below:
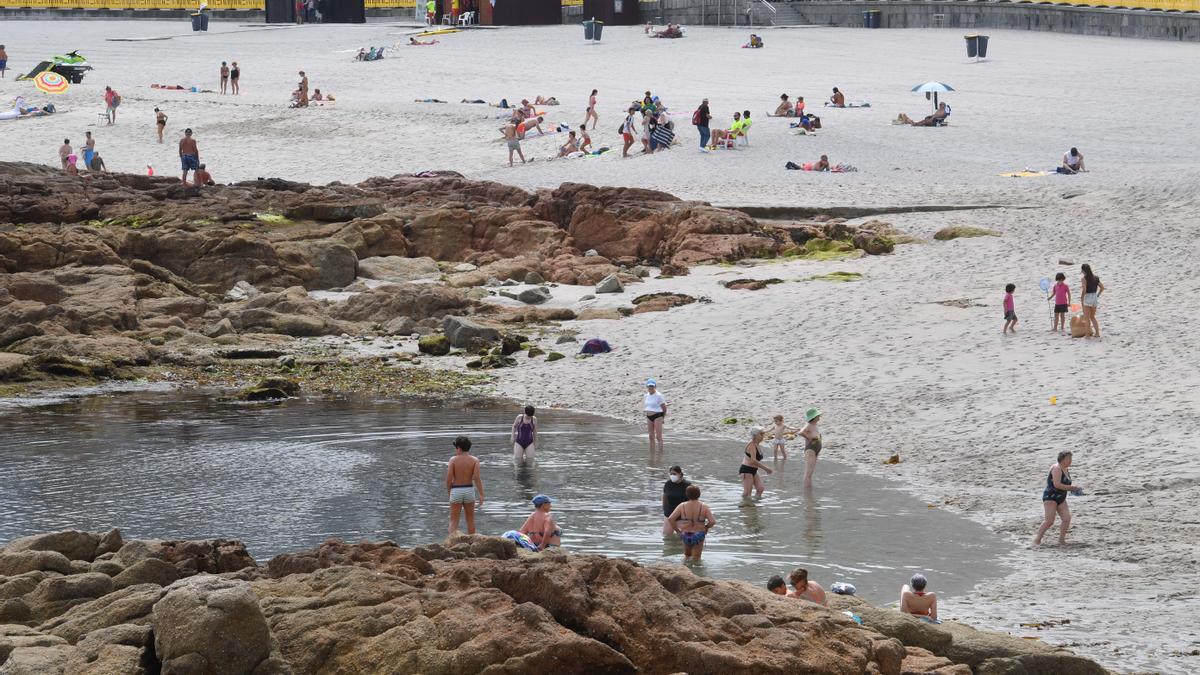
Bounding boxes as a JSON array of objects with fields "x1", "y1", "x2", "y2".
[{"x1": 3, "y1": 19, "x2": 1200, "y2": 672}]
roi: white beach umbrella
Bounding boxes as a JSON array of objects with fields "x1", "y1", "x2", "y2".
[{"x1": 911, "y1": 82, "x2": 954, "y2": 111}]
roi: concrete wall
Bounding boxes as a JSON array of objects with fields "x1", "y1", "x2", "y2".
[
  {"x1": 589, "y1": 0, "x2": 1200, "y2": 41},
  {"x1": 0, "y1": 7, "x2": 261, "y2": 18}
]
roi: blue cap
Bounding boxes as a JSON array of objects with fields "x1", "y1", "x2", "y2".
[
  {"x1": 532, "y1": 494, "x2": 552, "y2": 507},
  {"x1": 646, "y1": 379, "x2": 657, "y2": 387}
]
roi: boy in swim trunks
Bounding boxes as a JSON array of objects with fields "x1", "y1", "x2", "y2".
[
  {"x1": 769, "y1": 415, "x2": 799, "y2": 460},
  {"x1": 446, "y1": 435, "x2": 484, "y2": 534}
]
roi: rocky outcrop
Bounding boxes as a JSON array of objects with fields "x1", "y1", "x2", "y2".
[{"x1": 0, "y1": 530, "x2": 1109, "y2": 675}]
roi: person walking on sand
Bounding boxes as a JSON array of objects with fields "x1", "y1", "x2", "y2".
[
  {"x1": 503, "y1": 119, "x2": 525, "y2": 167},
  {"x1": 446, "y1": 435, "x2": 484, "y2": 535},
  {"x1": 296, "y1": 71, "x2": 309, "y2": 107},
  {"x1": 511, "y1": 405, "x2": 538, "y2": 464},
  {"x1": 740, "y1": 427, "x2": 774, "y2": 499},
  {"x1": 178, "y1": 128, "x2": 200, "y2": 185},
  {"x1": 104, "y1": 86, "x2": 121, "y2": 125},
  {"x1": 1049, "y1": 272, "x2": 1071, "y2": 333},
  {"x1": 644, "y1": 379, "x2": 666, "y2": 451},
  {"x1": 621, "y1": 107, "x2": 638, "y2": 158},
  {"x1": 518, "y1": 494, "x2": 561, "y2": 550},
  {"x1": 694, "y1": 98, "x2": 712, "y2": 151},
  {"x1": 799, "y1": 408, "x2": 822, "y2": 488},
  {"x1": 788, "y1": 568, "x2": 827, "y2": 606},
  {"x1": 1003, "y1": 283, "x2": 1018, "y2": 334},
  {"x1": 769, "y1": 414, "x2": 799, "y2": 460},
  {"x1": 584, "y1": 89, "x2": 599, "y2": 129},
  {"x1": 154, "y1": 108, "x2": 168, "y2": 143},
  {"x1": 1080, "y1": 263, "x2": 1104, "y2": 338},
  {"x1": 230, "y1": 61, "x2": 241, "y2": 95},
  {"x1": 0, "y1": 45, "x2": 8, "y2": 79},
  {"x1": 667, "y1": 484, "x2": 716, "y2": 562},
  {"x1": 1034, "y1": 450, "x2": 1081, "y2": 546},
  {"x1": 661, "y1": 465, "x2": 692, "y2": 536},
  {"x1": 220, "y1": 61, "x2": 230, "y2": 94},
  {"x1": 900, "y1": 574, "x2": 939, "y2": 622}
]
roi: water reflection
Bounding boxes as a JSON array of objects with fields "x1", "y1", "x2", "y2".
[{"x1": 0, "y1": 391, "x2": 1007, "y2": 604}]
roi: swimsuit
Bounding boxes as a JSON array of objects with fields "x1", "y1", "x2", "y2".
[
  {"x1": 675, "y1": 504, "x2": 707, "y2": 546},
  {"x1": 449, "y1": 484, "x2": 476, "y2": 504},
  {"x1": 646, "y1": 411, "x2": 664, "y2": 421},
  {"x1": 1041, "y1": 468, "x2": 1071, "y2": 504},
  {"x1": 739, "y1": 443, "x2": 763, "y2": 475},
  {"x1": 514, "y1": 417, "x2": 535, "y2": 449},
  {"x1": 806, "y1": 436, "x2": 822, "y2": 456}
]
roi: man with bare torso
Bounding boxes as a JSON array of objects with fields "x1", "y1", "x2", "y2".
[
  {"x1": 788, "y1": 568, "x2": 828, "y2": 606},
  {"x1": 446, "y1": 435, "x2": 484, "y2": 534},
  {"x1": 503, "y1": 120, "x2": 526, "y2": 167}
]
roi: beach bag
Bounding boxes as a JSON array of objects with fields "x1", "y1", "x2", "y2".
[
  {"x1": 111, "y1": 94, "x2": 121, "y2": 108},
  {"x1": 691, "y1": 109, "x2": 702, "y2": 125},
  {"x1": 580, "y1": 338, "x2": 611, "y2": 355}
]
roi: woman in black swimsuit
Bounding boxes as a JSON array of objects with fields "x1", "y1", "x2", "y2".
[
  {"x1": 229, "y1": 62, "x2": 241, "y2": 95},
  {"x1": 1034, "y1": 450, "x2": 1082, "y2": 545},
  {"x1": 739, "y1": 427, "x2": 774, "y2": 499}
]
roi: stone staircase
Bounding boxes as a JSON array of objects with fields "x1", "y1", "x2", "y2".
[{"x1": 766, "y1": 1, "x2": 816, "y2": 26}]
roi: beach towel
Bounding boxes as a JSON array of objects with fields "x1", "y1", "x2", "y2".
[
  {"x1": 502, "y1": 530, "x2": 540, "y2": 552},
  {"x1": 650, "y1": 125, "x2": 675, "y2": 148},
  {"x1": 999, "y1": 170, "x2": 1052, "y2": 178},
  {"x1": 824, "y1": 102, "x2": 870, "y2": 108}
]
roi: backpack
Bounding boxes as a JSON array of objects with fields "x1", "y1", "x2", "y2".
[
  {"x1": 111, "y1": 94, "x2": 121, "y2": 108},
  {"x1": 691, "y1": 109, "x2": 702, "y2": 125}
]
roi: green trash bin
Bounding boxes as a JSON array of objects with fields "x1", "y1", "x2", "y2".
[
  {"x1": 863, "y1": 10, "x2": 880, "y2": 28},
  {"x1": 583, "y1": 18, "x2": 604, "y2": 41},
  {"x1": 190, "y1": 12, "x2": 202, "y2": 30}
]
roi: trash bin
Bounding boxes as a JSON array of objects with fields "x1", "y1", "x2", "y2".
[
  {"x1": 190, "y1": 12, "x2": 202, "y2": 31},
  {"x1": 965, "y1": 34, "x2": 989, "y2": 59},
  {"x1": 863, "y1": 10, "x2": 880, "y2": 28},
  {"x1": 583, "y1": 18, "x2": 604, "y2": 41},
  {"x1": 200, "y1": 11, "x2": 209, "y2": 30}
]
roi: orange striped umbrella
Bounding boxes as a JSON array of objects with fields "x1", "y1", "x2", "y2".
[{"x1": 33, "y1": 71, "x2": 70, "y2": 95}]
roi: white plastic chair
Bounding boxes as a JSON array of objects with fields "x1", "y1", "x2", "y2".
[
  {"x1": 458, "y1": 10, "x2": 474, "y2": 25},
  {"x1": 442, "y1": 13, "x2": 453, "y2": 25}
]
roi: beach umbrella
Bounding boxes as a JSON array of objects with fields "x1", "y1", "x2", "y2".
[
  {"x1": 911, "y1": 81, "x2": 954, "y2": 111},
  {"x1": 33, "y1": 71, "x2": 70, "y2": 95}
]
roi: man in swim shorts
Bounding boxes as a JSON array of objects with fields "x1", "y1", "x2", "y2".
[
  {"x1": 446, "y1": 435, "x2": 484, "y2": 534},
  {"x1": 178, "y1": 128, "x2": 200, "y2": 185},
  {"x1": 503, "y1": 120, "x2": 525, "y2": 167}
]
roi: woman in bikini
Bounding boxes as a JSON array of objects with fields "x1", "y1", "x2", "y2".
[
  {"x1": 1034, "y1": 450, "x2": 1082, "y2": 546},
  {"x1": 519, "y1": 494, "x2": 561, "y2": 551},
  {"x1": 799, "y1": 408, "x2": 822, "y2": 488},
  {"x1": 739, "y1": 427, "x2": 774, "y2": 499},
  {"x1": 584, "y1": 89, "x2": 598, "y2": 130},
  {"x1": 154, "y1": 108, "x2": 167, "y2": 144},
  {"x1": 666, "y1": 484, "x2": 716, "y2": 561},
  {"x1": 511, "y1": 405, "x2": 538, "y2": 464}
]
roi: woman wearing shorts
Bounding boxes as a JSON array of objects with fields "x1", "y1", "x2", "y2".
[
  {"x1": 1034, "y1": 451, "x2": 1081, "y2": 545},
  {"x1": 1080, "y1": 263, "x2": 1104, "y2": 338},
  {"x1": 644, "y1": 379, "x2": 666, "y2": 452},
  {"x1": 621, "y1": 107, "x2": 637, "y2": 158}
]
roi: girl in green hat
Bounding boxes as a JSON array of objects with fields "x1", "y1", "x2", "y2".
[{"x1": 799, "y1": 408, "x2": 822, "y2": 488}]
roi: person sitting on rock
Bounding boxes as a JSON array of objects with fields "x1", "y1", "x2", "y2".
[
  {"x1": 767, "y1": 575, "x2": 788, "y2": 596},
  {"x1": 193, "y1": 163, "x2": 214, "y2": 187},
  {"x1": 788, "y1": 568, "x2": 827, "y2": 606},
  {"x1": 900, "y1": 574, "x2": 939, "y2": 622},
  {"x1": 519, "y1": 494, "x2": 561, "y2": 551}
]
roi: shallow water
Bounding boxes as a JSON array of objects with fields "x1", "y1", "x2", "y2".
[{"x1": 0, "y1": 390, "x2": 1007, "y2": 604}]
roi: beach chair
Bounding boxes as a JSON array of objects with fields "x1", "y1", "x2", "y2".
[
  {"x1": 442, "y1": 14, "x2": 453, "y2": 25},
  {"x1": 458, "y1": 10, "x2": 474, "y2": 25}
]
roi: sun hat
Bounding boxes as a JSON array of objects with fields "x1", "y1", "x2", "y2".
[
  {"x1": 645, "y1": 379, "x2": 657, "y2": 387},
  {"x1": 532, "y1": 494, "x2": 552, "y2": 507},
  {"x1": 805, "y1": 407, "x2": 822, "y2": 422}
]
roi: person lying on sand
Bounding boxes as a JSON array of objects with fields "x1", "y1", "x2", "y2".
[
  {"x1": 653, "y1": 24, "x2": 683, "y2": 38},
  {"x1": 898, "y1": 103, "x2": 949, "y2": 127},
  {"x1": 773, "y1": 94, "x2": 794, "y2": 117},
  {"x1": 416, "y1": 98, "x2": 448, "y2": 103},
  {"x1": 409, "y1": 37, "x2": 439, "y2": 46},
  {"x1": 900, "y1": 574, "x2": 938, "y2": 622},
  {"x1": 534, "y1": 95, "x2": 559, "y2": 106}
]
